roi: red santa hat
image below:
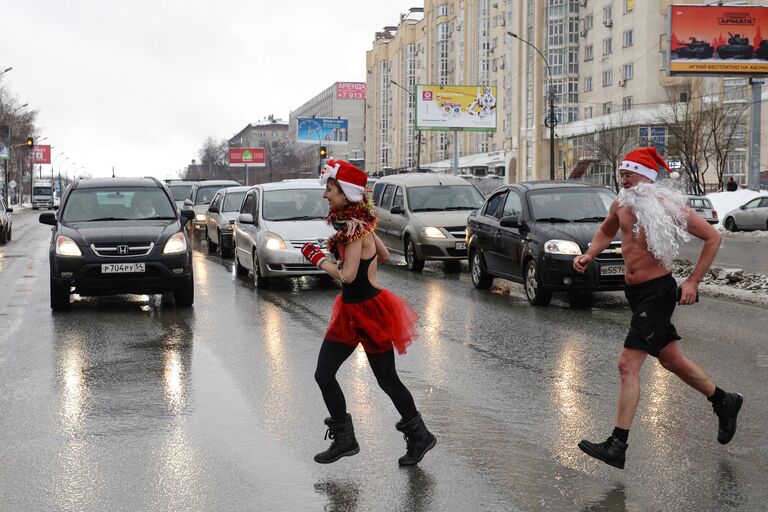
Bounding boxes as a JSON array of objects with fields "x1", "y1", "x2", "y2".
[
  {"x1": 619, "y1": 147, "x2": 679, "y2": 181},
  {"x1": 319, "y1": 159, "x2": 368, "y2": 202}
]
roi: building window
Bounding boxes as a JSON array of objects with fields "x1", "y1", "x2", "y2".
[
  {"x1": 638, "y1": 126, "x2": 667, "y2": 156},
  {"x1": 602, "y1": 69, "x2": 613, "y2": 86},
  {"x1": 603, "y1": 101, "x2": 613, "y2": 115},
  {"x1": 622, "y1": 96, "x2": 632, "y2": 111},
  {"x1": 603, "y1": 5, "x2": 613, "y2": 25},
  {"x1": 624, "y1": 0, "x2": 634, "y2": 13},
  {"x1": 603, "y1": 37, "x2": 612, "y2": 55},
  {"x1": 584, "y1": 44, "x2": 594, "y2": 61},
  {"x1": 724, "y1": 78, "x2": 748, "y2": 103},
  {"x1": 584, "y1": 106, "x2": 593, "y2": 118},
  {"x1": 584, "y1": 75, "x2": 593, "y2": 92},
  {"x1": 623, "y1": 29, "x2": 633, "y2": 47},
  {"x1": 438, "y1": 3, "x2": 448, "y2": 16},
  {"x1": 584, "y1": 14, "x2": 593, "y2": 30},
  {"x1": 622, "y1": 63, "x2": 633, "y2": 80}
]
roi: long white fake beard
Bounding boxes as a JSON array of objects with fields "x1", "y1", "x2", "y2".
[{"x1": 617, "y1": 182, "x2": 690, "y2": 270}]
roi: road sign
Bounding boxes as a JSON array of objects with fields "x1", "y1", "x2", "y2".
[{"x1": 8, "y1": 179, "x2": 17, "y2": 189}]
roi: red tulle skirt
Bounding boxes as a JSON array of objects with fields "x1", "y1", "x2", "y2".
[{"x1": 324, "y1": 289, "x2": 419, "y2": 355}]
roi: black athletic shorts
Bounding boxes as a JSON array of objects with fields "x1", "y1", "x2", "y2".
[{"x1": 624, "y1": 273, "x2": 681, "y2": 357}]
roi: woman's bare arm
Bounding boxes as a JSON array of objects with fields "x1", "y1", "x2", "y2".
[
  {"x1": 319, "y1": 238, "x2": 362, "y2": 282},
  {"x1": 373, "y1": 232, "x2": 390, "y2": 262}
]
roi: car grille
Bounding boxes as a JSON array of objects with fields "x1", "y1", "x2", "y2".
[
  {"x1": 592, "y1": 242, "x2": 624, "y2": 261},
  {"x1": 290, "y1": 238, "x2": 329, "y2": 250},
  {"x1": 268, "y1": 263, "x2": 320, "y2": 272},
  {"x1": 90, "y1": 242, "x2": 155, "y2": 257},
  {"x1": 445, "y1": 226, "x2": 467, "y2": 239},
  {"x1": 446, "y1": 247, "x2": 467, "y2": 257}
]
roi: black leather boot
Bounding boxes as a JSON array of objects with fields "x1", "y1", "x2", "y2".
[
  {"x1": 395, "y1": 412, "x2": 437, "y2": 466},
  {"x1": 712, "y1": 391, "x2": 743, "y2": 445},
  {"x1": 578, "y1": 436, "x2": 628, "y2": 469},
  {"x1": 314, "y1": 413, "x2": 360, "y2": 464}
]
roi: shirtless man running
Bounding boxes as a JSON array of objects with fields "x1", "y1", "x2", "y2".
[{"x1": 572, "y1": 147, "x2": 743, "y2": 470}]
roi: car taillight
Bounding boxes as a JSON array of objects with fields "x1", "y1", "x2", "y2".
[{"x1": 712, "y1": 210, "x2": 718, "y2": 219}]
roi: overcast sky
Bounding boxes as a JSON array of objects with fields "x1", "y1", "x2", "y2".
[{"x1": 2, "y1": 1, "x2": 419, "y2": 180}]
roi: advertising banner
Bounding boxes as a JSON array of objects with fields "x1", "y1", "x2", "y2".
[
  {"x1": 336, "y1": 82, "x2": 366, "y2": 100},
  {"x1": 297, "y1": 117, "x2": 349, "y2": 144},
  {"x1": 0, "y1": 125, "x2": 9, "y2": 160},
  {"x1": 31, "y1": 144, "x2": 51, "y2": 164},
  {"x1": 228, "y1": 147, "x2": 265, "y2": 167},
  {"x1": 669, "y1": 5, "x2": 768, "y2": 75},
  {"x1": 416, "y1": 85, "x2": 497, "y2": 131}
]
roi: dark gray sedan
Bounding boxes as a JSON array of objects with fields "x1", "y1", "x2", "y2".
[
  {"x1": 722, "y1": 196, "x2": 768, "y2": 231},
  {"x1": 0, "y1": 197, "x2": 11, "y2": 243}
]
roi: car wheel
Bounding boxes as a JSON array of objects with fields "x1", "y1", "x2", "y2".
[
  {"x1": 207, "y1": 228, "x2": 218, "y2": 252},
  {"x1": 725, "y1": 217, "x2": 738, "y2": 232},
  {"x1": 252, "y1": 252, "x2": 268, "y2": 288},
  {"x1": 469, "y1": 249, "x2": 493, "y2": 289},
  {"x1": 173, "y1": 275, "x2": 194, "y2": 307},
  {"x1": 6, "y1": 227, "x2": 10, "y2": 241},
  {"x1": 50, "y1": 277, "x2": 71, "y2": 311},
  {"x1": 524, "y1": 259, "x2": 552, "y2": 306},
  {"x1": 0, "y1": 227, "x2": 7, "y2": 244},
  {"x1": 405, "y1": 237, "x2": 425, "y2": 272},
  {"x1": 220, "y1": 240, "x2": 233, "y2": 258},
  {"x1": 234, "y1": 244, "x2": 249, "y2": 276}
]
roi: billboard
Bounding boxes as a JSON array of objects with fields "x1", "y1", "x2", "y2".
[
  {"x1": 0, "y1": 125, "x2": 9, "y2": 160},
  {"x1": 669, "y1": 5, "x2": 768, "y2": 75},
  {"x1": 416, "y1": 85, "x2": 497, "y2": 131},
  {"x1": 336, "y1": 82, "x2": 366, "y2": 100},
  {"x1": 297, "y1": 117, "x2": 349, "y2": 144},
  {"x1": 30, "y1": 144, "x2": 51, "y2": 164},
  {"x1": 228, "y1": 147, "x2": 265, "y2": 167}
]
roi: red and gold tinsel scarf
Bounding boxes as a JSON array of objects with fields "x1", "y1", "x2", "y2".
[{"x1": 325, "y1": 191, "x2": 378, "y2": 258}]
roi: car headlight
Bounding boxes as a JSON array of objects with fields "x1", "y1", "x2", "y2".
[
  {"x1": 55, "y1": 235, "x2": 82, "y2": 257},
  {"x1": 264, "y1": 232, "x2": 288, "y2": 250},
  {"x1": 163, "y1": 232, "x2": 188, "y2": 254},
  {"x1": 420, "y1": 226, "x2": 446, "y2": 238},
  {"x1": 544, "y1": 239, "x2": 582, "y2": 255},
  {"x1": 196, "y1": 214, "x2": 206, "y2": 221}
]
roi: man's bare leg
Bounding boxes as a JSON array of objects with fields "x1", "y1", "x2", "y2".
[
  {"x1": 615, "y1": 348, "x2": 648, "y2": 429},
  {"x1": 657, "y1": 341, "x2": 715, "y2": 396}
]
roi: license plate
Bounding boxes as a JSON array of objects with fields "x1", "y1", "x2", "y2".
[
  {"x1": 102, "y1": 263, "x2": 146, "y2": 273},
  {"x1": 455, "y1": 241, "x2": 467, "y2": 250},
  {"x1": 600, "y1": 264, "x2": 625, "y2": 276}
]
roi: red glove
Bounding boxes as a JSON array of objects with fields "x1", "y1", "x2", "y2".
[{"x1": 301, "y1": 242, "x2": 327, "y2": 268}]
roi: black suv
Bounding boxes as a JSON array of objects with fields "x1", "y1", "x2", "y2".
[
  {"x1": 467, "y1": 181, "x2": 625, "y2": 306},
  {"x1": 40, "y1": 177, "x2": 195, "y2": 310}
]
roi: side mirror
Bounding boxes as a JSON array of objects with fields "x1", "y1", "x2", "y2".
[
  {"x1": 390, "y1": 205, "x2": 405, "y2": 215},
  {"x1": 500, "y1": 214, "x2": 521, "y2": 228},
  {"x1": 53, "y1": 205, "x2": 60, "y2": 210},
  {"x1": 237, "y1": 213, "x2": 254, "y2": 225},
  {"x1": 184, "y1": 199, "x2": 193, "y2": 207},
  {"x1": 180, "y1": 209, "x2": 195, "y2": 220},
  {"x1": 39, "y1": 212, "x2": 57, "y2": 226},
  {"x1": 208, "y1": 206, "x2": 219, "y2": 214},
  {"x1": 739, "y1": 205, "x2": 746, "y2": 210},
  {"x1": 6, "y1": 208, "x2": 12, "y2": 213}
]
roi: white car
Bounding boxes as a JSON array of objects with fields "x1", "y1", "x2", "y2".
[
  {"x1": 205, "y1": 186, "x2": 248, "y2": 257},
  {"x1": 233, "y1": 180, "x2": 335, "y2": 286},
  {"x1": 182, "y1": 180, "x2": 241, "y2": 233},
  {"x1": 723, "y1": 196, "x2": 768, "y2": 232}
]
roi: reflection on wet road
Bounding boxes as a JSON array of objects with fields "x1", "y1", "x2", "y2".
[{"x1": 1, "y1": 214, "x2": 766, "y2": 511}]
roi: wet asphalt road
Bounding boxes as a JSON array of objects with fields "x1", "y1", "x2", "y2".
[{"x1": 1, "y1": 209, "x2": 767, "y2": 512}]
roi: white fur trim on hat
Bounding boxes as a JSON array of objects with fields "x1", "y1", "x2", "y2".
[
  {"x1": 337, "y1": 181, "x2": 365, "y2": 202},
  {"x1": 619, "y1": 160, "x2": 657, "y2": 182}
]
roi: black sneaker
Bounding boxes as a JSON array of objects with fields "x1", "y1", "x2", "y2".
[
  {"x1": 713, "y1": 392, "x2": 743, "y2": 445},
  {"x1": 578, "y1": 436, "x2": 628, "y2": 469}
]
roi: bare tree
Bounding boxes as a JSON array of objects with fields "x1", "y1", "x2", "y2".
[
  {"x1": 701, "y1": 94, "x2": 748, "y2": 191},
  {"x1": 585, "y1": 112, "x2": 637, "y2": 192}
]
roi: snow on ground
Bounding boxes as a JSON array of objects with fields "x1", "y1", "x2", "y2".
[
  {"x1": 674, "y1": 259, "x2": 768, "y2": 308},
  {"x1": 706, "y1": 188, "x2": 768, "y2": 229}
]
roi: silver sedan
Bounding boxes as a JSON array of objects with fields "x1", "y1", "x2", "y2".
[{"x1": 723, "y1": 196, "x2": 768, "y2": 231}]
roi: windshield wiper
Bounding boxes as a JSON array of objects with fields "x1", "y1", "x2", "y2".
[
  {"x1": 135, "y1": 216, "x2": 177, "y2": 220},
  {"x1": 413, "y1": 207, "x2": 447, "y2": 212},
  {"x1": 274, "y1": 215, "x2": 325, "y2": 221},
  {"x1": 573, "y1": 216, "x2": 606, "y2": 222},
  {"x1": 444, "y1": 206, "x2": 480, "y2": 210},
  {"x1": 85, "y1": 217, "x2": 130, "y2": 221},
  {"x1": 535, "y1": 217, "x2": 571, "y2": 223}
]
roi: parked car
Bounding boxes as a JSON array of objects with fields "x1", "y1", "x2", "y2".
[
  {"x1": 722, "y1": 196, "x2": 768, "y2": 231},
  {"x1": 0, "y1": 197, "x2": 12, "y2": 244},
  {"x1": 164, "y1": 179, "x2": 196, "y2": 211},
  {"x1": 183, "y1": 180, "x2": 241, "y2": 233},
  {"x1": 685, "y1": 195, "x2": 718, "y2": 225},
  {"x1": 39, "y1": 177, "x2": 195, "y2": 310},
  {"x1": 371, "y1": 173, "x2": 486, "y2": 271},
  {"x1": 205, "y1": 186, "x2": 248, "y2": 257},
  {"x1": 232, "y1": 180, "x2": 334, "y2": 286},
  {"x1": 467, "y1": 181, "x2": 624, "y2": 306}
]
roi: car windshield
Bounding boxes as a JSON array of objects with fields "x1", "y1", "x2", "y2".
[
  {"x1": 222, "y1": 191, "x2": 246, "y2": 212},
  {"x1": 407, "y1": 185, "x2": 485, "y2": 212},
  {"x1": 33, "y1": 187, "x2": 53, "y2": 196},
  {"x1": 687, "y1": 197, "x2": 712, "y2": 209},
  {"x1": 262, "y1": 189, "x2": 328, "y2": 221},
  {"x1": 62, "y1": 187, "x2": 176, "y2": 222},
  {"x1": 168, "y1": 184, "x2": 193, "y2": 201},
  {"x1": 528, "y1": 188, "x2": 615, "y2": 222},
  {"x1": 196, "y1": 185, "x2": 234, "y2": 205}
]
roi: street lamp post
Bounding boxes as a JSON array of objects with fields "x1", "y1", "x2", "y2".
[
  {"x1": 507, "y1": 32, "x2": 557, "y2": 180},
  {"x1": 390, "y1": 79, "x2": 422, "y2": 172}
]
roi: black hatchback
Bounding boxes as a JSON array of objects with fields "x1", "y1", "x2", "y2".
[
  {"x1": 39, "y1": 177, "x2": 195, "y2": 310},
  {"x1": 466, "y1": 181, "x2": 625, "y2": 306}
]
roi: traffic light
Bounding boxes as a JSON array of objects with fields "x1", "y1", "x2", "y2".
[
  {"x1": 319, "y1": 146, "x2": 327, "y2": 159},
  {"x1": 26, "y1": 136, "x2": 34, "y2": 148}
]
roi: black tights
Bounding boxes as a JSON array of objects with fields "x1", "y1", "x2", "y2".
[{"x1": 314, "y1": 339, "x2": 417, "y2": 421}]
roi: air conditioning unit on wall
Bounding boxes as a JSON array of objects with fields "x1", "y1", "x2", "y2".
[
  {"x1": 618, "y1": 79, "x2": 626, "y2": 87},
  {"x1": 604, "y1": 19, "x2": 613, "y2": 28}
]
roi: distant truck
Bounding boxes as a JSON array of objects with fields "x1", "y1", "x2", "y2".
[{"x1": 32, "y1": 180, "x2": 55, "y2": 210}]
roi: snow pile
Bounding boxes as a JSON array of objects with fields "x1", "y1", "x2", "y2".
[
  {"x1": 706, "y1": 188, "x2": 768, "y2": 229},
  {"x1": 674, "y1": 259, "x2": 768, "y2": 307}
]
